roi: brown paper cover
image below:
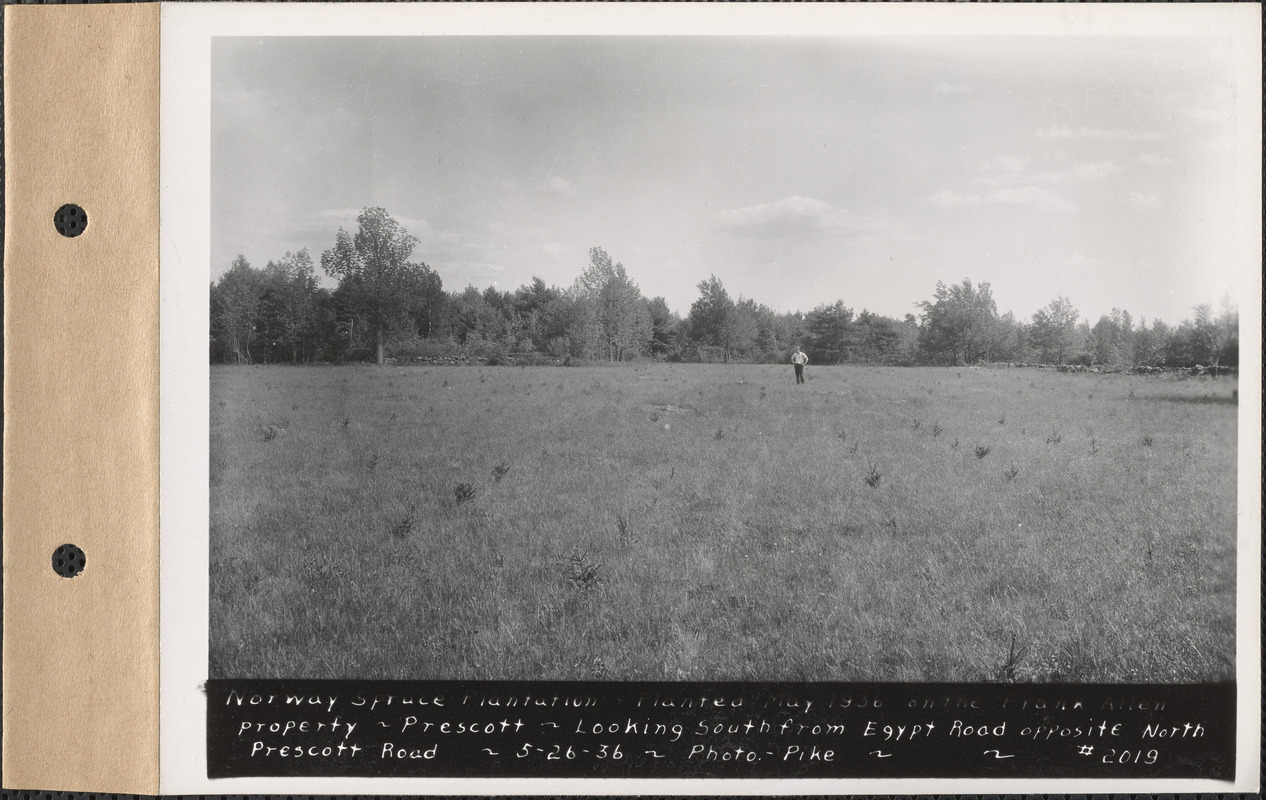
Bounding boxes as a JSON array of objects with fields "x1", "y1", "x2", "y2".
[{"x1": 3, "y1": 4, "x2": 161, "y2": 793}]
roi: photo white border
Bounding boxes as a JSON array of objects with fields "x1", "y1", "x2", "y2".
[{"x1": 160, "y1": 3, "x2": 1262, "y2": 793}]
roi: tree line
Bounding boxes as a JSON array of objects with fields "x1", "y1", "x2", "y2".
[{"x1": 211, "y1": 207, "x2": 1239, "y2": 370}]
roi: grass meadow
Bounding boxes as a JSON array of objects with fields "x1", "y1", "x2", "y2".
[{"x1": 209, "y1": 363, "x2": 1236, "y2": 683}]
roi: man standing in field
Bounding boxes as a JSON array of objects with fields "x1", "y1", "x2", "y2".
[{"x1": 791, "y1": 345, "x2": 808, "y2": 384}]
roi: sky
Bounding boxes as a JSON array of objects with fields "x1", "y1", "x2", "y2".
[{"x1": 211, "y1": 34, "x2": 1251, "y2": 325}]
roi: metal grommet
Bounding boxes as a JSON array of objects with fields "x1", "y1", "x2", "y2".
[
  {"x1": 52, "y1": 543, "x2": 87, "y2": 578},
  {"x1": 54, "y1": 204, "x2": 88, "y2": 237}
]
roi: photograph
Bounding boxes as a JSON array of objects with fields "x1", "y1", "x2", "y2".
[{"x1": 206, "y1": 31, "x2": 1244, "y2": 689}]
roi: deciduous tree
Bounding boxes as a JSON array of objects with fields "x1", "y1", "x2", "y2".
[
  {"x1": 687, "y1": 275, "x2": 738, "y2": 362},
  {"x1": 1029, "y1": 296, "x2": 1080, "y2": 365},
  {"x1": 565, "y1": 248, "x2": 652, "y2": 361},
  {"x1": 917, "y1": 279, "x2": 999, "y2": 365},
  {"x1": 805, "y1": 300, "x2": 856, "y2": 364},
  {"x1": 646, "y1": 296, "x2": 682, "y2": 358},
  {"x1": 258, "y1": 249, "x2": 323, "y2": 364},
  {"x1": 320, "y1": 207, "x2": 429, "y2": 365},
  {"x1": 210, "y1": 254, "x2": 263, "y2": 363}
]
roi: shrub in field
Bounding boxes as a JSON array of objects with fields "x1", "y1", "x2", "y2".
[
  {"x1": 974, "y1": 445, "x2": 991, "y2": 460},
  {"x1": 994, "y1": 633, "x2": 1029, "y2": 682},
  {"x1": 491, "y1": 462, "x2": 510, "y2": 483},
  {"x1": 615, "y1": 512, "x2": 633, "y2": 546},
  {"x1": 1142, "y1": 435, "x2": 1154, "y2": 447},
  {"x1": 931, "y1": 423, "x2": 943, "y2": 437},
  {"x1": 864, "y1": 464, "x2": 882, "y2": 488},
  {"x1": 454, "y1": 483, "x2": 477, "y2": 505},
  {"x1": 1003, "y1": 462, "x2": 1021, "y2": 483},
  {"x1": 1046, "y1": 428, "x2": 1062, "y2": 445},
  {"x1": 565, "y1": 550, "x2": 603, "y2": 590},
  {"x1": 389, "y1": 507, "x2": 417, "y2": 539}
]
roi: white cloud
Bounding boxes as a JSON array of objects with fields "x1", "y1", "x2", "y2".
[
  {"x1": 396, "y1": 216, "x2": 430, "y2": 234},
  {"x1": 930, "y1": 189, "x2": 983, "y2": 208},
  {"x1": 990, "y1": 186, "x2": 1076, "y2": 211},
  {"x1": 1063, "y1": 253, "x2": 1098, "y2": 269},
  {"x1": 981, "y1": 155, "x2": 1028, "y2": 174},
  {"x1": 972, "y1": 158, "x2": 1119, "y2": 187},
  {"x1": 844, "y1": 211, "x2": 900, "y2": 236},
  {"x1": 751, "y1": 260, "x2": 786, "y2": 277},
  {"x1": 539, "y1": 175, "x2": 578, "y2": 197},
  {"x1": 935, "y1": 81, "x2": 973, "y2": 95},
  {"x1": 319, "y1": 207, "x2": 363, "y2": 221},
  {"x1": 317, "y1": 208, "x2": 430, "y2": 235},
  {"x1": 487, "y1": 220, "x2": 570, "y2": 265},
  {"x1": 1205, "y1": 136, "x2": 1234, "y2": 154},
  {"x1": 930, "y1": 186, "x2": 1075, "y2": 212},
  {"x1": 1185, "y1": 86, "x2": 1236, "y2": 126},
  {"x1": 1128, "y1": 192, "x2": 1163, "y2": 210},
  {"x1": 1064, "y1": 161, "x2": 1120, "y2": 182},
  {"x1": 1037, "y1": 126, "x2": 1161, "y2": 141},
  {"x1": 1138, "y1": 153, "x2": 1176, "y2": 166},
  {"x1": 713, "y1": 195, "x2": 848, "y2": 238}
]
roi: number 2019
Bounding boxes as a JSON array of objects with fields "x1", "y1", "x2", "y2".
[{"x1": 1102, "y1": 749, "x2": 1158, "y2": 765}]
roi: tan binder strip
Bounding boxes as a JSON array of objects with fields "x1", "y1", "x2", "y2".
[{"x1": 4, "y1": 4, "x2": 161, "y2": 793}]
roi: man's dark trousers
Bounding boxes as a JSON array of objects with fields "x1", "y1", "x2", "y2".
[{"x1": 794, "y1": 364, "x2": 804, "y2": 384}]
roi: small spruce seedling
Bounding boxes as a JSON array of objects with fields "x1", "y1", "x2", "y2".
[
  {"x1": 615, "y1": 513, "x2": 633, "y2": 546},
  {"x1": 565, "y1": 550, "x2": 603, "y2": 590},
  {"x1": 390, "y1": 507, "x2": 417, "y2": 539},
  {"x1": 864, "y1": 464, "x2": 882, "y2": 488},
  {"x1": 995, "y1": 633, "x2": 1029, "y2": 682},
  {"x1": 454, "y1": 482, "x2": 477, "y2": 505}
]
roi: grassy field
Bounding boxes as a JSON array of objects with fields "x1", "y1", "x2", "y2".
[{"x1": 209, "y1": 363, "x2": 1237, "y2": 682}]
